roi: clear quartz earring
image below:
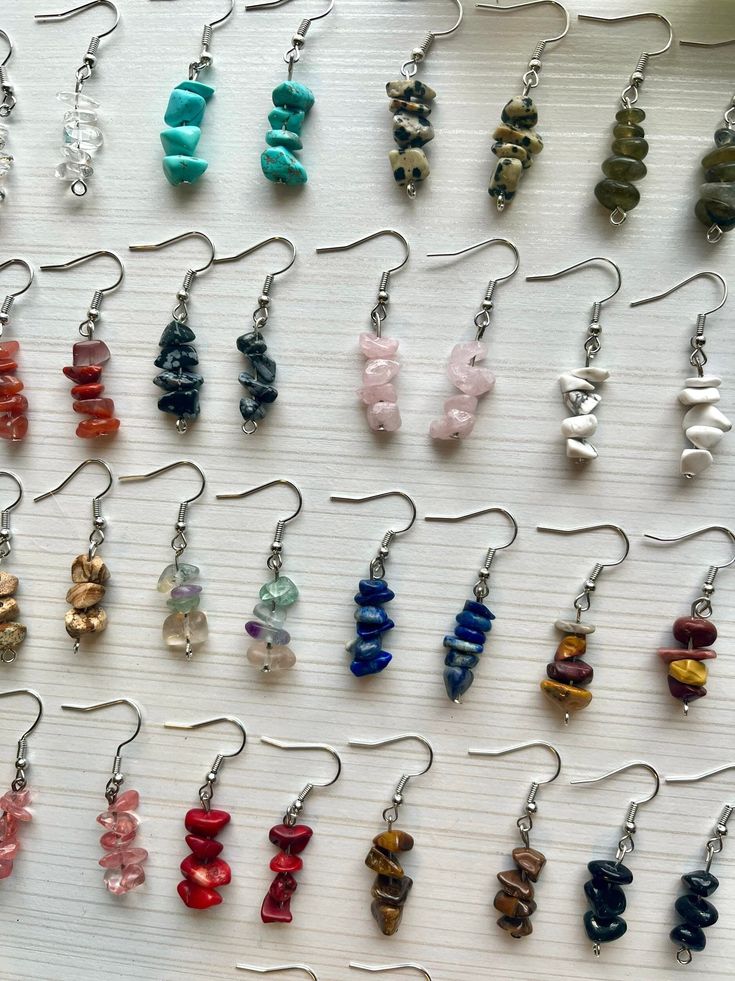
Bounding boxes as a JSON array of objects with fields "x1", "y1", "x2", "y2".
[
  {"x1": 0, "y1": 259, "x2": 34, "y2": 441},
  {"x1": 0, "y1": 688, "x2": 43, "y2": 881},
  {"x1": 0, "y1": 30, "x2": 18, "y2": 201}
]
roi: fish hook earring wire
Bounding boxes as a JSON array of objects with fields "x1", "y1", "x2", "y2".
[
  {"x1": 237, "y1": 967, "x2": 318, "y2": 981},
  {"x1": 0, "y1": 30, "x2": 18, "y2": 201},
  {"x1": 0, "y1": 472, "x2": 25, "y2": 662},
  {"x1": 0, "y1": 258, "x2": 34, "y2": 441},
  {"x1": 350, "y1": 965, "x2": 432, "y2": 981}
]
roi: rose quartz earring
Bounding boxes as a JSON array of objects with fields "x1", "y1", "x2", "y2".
[
  {"x1": 0, "y1": 688, "x2": 43, "y2": 881},
  {"x1": 61, "y1": 698, "x2": 147, "y2": 895},
  {"x1": 426, "y1": 237, "x2": 519, "y2": 440},
  {"x1": 316, "y1": 230, "x2": 410, "y2": 433}
]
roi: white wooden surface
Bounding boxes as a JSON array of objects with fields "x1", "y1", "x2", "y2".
[{"x1": 0, "y1": 1, "x2": 734, "y2": 978}]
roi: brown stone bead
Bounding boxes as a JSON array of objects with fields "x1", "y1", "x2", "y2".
[
  {"x1": 668, "y1": 675, "x2": 706, "y2": 702},
  {"x1": 66, "y1": 582, "x2": 106, "y2": 609},
  {"x1": 555, "y1": 634, "x2": 586, "y2": 660},
  {"x1": 496, "y1": 869, "x2": 534, "y2": 901},
  {"x1": 657, "y1": 647, "x2": 716, "y2": 664},
  {"x1": 540, "y1": 679, "x2": 592, "y2": 713},
  {"x1": 512, "y1": 847, "x2": 546, "y2": 882},
  {"x1": 497, "y1": 915, "x2": 533, "y2": 938},
  {"x1": 494, "y1": 890, "x2": 537, "y2": 918},
  {"x1": 0, "y1": 571, "x2": 19, "y2": 597},
  {"x1": 373, "y1": 829, "x2": 414, "y2": 853},
  {"x1": 0, "y1": 598, "x2": 19, "y2": 622},
  {"x1": 673, "y1": 616, "x2": 717, "y2": 647},
  {"x1": 547, "y1": 659, "x2": 594, "y2": 685},
  {"x1": 371, "y1": 899, "x2": 403, "y2": 936},
  {"x1": 0, "y1": 622, "x2": 26, "y2": 649},
  {"x1": 71, "y1": 554, "x2": 110, "y2": 584},
  {"x1": 64, "y1": 604, "x2": 107, "y2": 638},
  {"x1": 372, "y1": 873, "x2": 413, "y2": 905},
  {"x1": 365, "y1": 846, "x2": 404, "y2": 878}
]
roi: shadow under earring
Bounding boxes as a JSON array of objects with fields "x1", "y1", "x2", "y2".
[
  {"x1": 0, "y1": 30, "x2": 18, "y2": 201},
  {"x1": 0, "y1": 689, "x2": 42, "y2": 881},
  {"x1": 0, "y1": 259, "x2": 34, "y2": 441}
]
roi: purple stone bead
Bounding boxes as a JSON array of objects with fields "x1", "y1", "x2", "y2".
[
  {"x1": 73, "y1": 339, "x2": 111, "y2": 366},
  {"x1": 171, "y1": 584, "x2": 203, "y2": 599},
  {"x1": 245, "y1": 620, "x2": 290, "y2": 646}
]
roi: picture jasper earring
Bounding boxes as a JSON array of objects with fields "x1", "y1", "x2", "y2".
[
  {"x1": 468, "y1": 741, "x2": 561, "y2": 939},
  {"x1": 0, "y1": 259, "x2": 34, "y2": 441},
  {"x1": 237, "y1": 967, "x2": 318, "y2": 980},
  {"x1": 0, "y1": 473, "x2": 26, "y2": 663},
  {"x1": 61, "y1": 698, "x2": 147, "y2": 895},
  {"x1": 424, "y1": 506, "x2": 518, "y2": 702},
  {"x1": 119, "y1": 461, "x2": 207, "y2": 659},
  {"x1": 316, "y1": 230, "x2": 409, "y2": 433},
  {"x1": 631, "y1": 272, "x2": 731, "y2": 478},
  {"x1": 350, "y1": 966, "x2": 432, "y2": 981},
  {"x1": 0, "y1": 30, "x2": 18, "y2": 201},
  {"x1": 537, "y1": 522, "x2": 630, "y2": 723},
  {"x1": 34, "y1": 459, "x2": 113, "y2": 653},
  {"x1": 40, "y1": 250, "x2": 124, "y2": 439},
  {"x1": 258, "y1": 736, "x2": 341, "y2": 923},
  {"x1": 643, "y1": 525, "x2": 734, "y2": 715},
  {"x1": 348, "y1": 733, "x2": 434, "y2": 936},
  {"x1": 527, "y1": 257, "x2": 621, "y2": 462},
  {"x1": 578, "y1": 11, "x2": 672, "y2": 225},
  {"x1": 129, "y1": 231, "x2": 215, "y2": 433},
  {"x1": 212, "y1": 236, "x2": 296, "y2": 434},
  {"x1": 426, "y1": 238, "x2": 519, "y2": 439},
  {"x1": 0, "y1": 688, "x2": 43, "y2": 880},
  {"x1": 331, "y1": 490, "x2": 416, "y2": 677},
  {"x1": 477, "y1": 1, "x2": 569, "y2": 210},
  {"x1": 216, "y1": 479, "x2": 302, "y2": 675},
  {"x1": 163, "y1": 714, "x2": 247, "y2": 910},
  {"x1": 35, "y1": 0, "x2": 120, "y2": 196},
  {"x1": 571, "y1": 761, "x2": 660, "y2": 956}
]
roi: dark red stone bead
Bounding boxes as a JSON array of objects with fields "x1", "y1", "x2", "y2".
[
  {"x1": 177, "y1": 879, "x2": 223, "y2": 909},
  {"x1": 185, "y1": 834, "x2": 223, "y2": 860},
  {"x1": 270, "y1": 851, "x2": 303, "y2": 873},
  {"x1": 0, "y1": 394, "x2": 28, "y2": 415},
  {"x1": 0, "y1": 376, "x2": 23, "y2": 396},
  {"x1": 261, "y1": 892, "x2": 293, "y2": 923},
  {"x1": 72, "y1": 397, "x2": 115, "y2": 418},
  {"x1": 269, "y1": 823, "x2": 313, "y2": 854},
  {"x1": 0, "y1": 415, "x2": 28, "y2": 441},
  {"x1": 180, "y1": 854, "x2": 232, "y2": 888},
  {"x1": 673, "y1": 616, "x2": 717, "y2": 647},
  {"x1": 71, "y1": 382, "x2": 105, "y2": 400},
  {"x1": 547, "y1": 659, "x2": 594, "y2": 685},
  {"x1": 0, "y1": 341, "x2": 19, "y2": 358},
  {"x1": 75, "y1": 417, "x2": 120, "y2": 438},
  {"x1": 668, "y1": 675, "x2": 707, "y2": 702},
  {"x1": 63, "y1": 364, "x2": 103, "y2": 384},
  {"x1": 185, "y1": 808, "x2": 231, "y2": 838},
  {"x1": 268, "y1": 872, "x2": 298, "y2": 903},
  {"x1": 0, "y1": 360, "x2": 18, "y2": 374}
]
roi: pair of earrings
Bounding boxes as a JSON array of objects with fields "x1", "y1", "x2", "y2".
[{"x1": 0, "y1": 260, "x2": 33, "y2": 441}]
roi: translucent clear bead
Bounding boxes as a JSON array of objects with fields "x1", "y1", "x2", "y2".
[
  {"x1": 162, "y1": 610, "x2": 208, "y2": 650},
  {"x1": 157, "y1": 562, "x2": 199, "y2": 592},
  {"x1": 246, "y1": 641, "x2": 296, "y2": 673},
  {"x1": 0, "y1": 125, "x2": 8, "y2": 150},
  {"x1": 252, "y1": 601, "x2": 287, "y2": 626},
  {"x1": 56, "y1": 90, "x2": 100, "y2": 110},
  {"x1": 0, "y1": 155, "x2": 14, "y2": 178},
  {"x1": 55, "y1": 160, "x2": 93, "y2": 182},
  {"x1": 64, "y1": 108, "x2": 99, "y2": 126},
  {"x1": 259, "y1": 576, "x2": 299, "y2": 608},
  {"x1": 60, "y1": 144, "x2": 92, "y2": 165},
  {"x1": 64, "y1": 123, "x2": 103, "y2": 151}
]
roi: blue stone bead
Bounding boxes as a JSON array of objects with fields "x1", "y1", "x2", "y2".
[
  {"x1": 444, "y1": 651, "x2": 480, "y2": 669},
  {"x1": 443, "y1": 635, "x2": 484, "y2": 655},
  {"x1": 272, "y1": 81, "x2": 315, "y2": 112},
  {"x1": 261, "y1": 146, "x2": 308, "y2": 185},
  {"x1": 454, "y1": 624, "x2": 486, "y2": 645},
  {"x1": 359, "y1": 578, "x2": 390, "y2": 595},
  {"x1": 444, "y1": 666, "x2": 474, "y2": 701},
  {"x1": 269, "y1": 107, "x2": 305, "y2": 134},
  {"x1": 355, "y1": 606, "x2": 390, "y2": 626},
  {"x1": 464, "y1": 599, "x2": 495, "y2": 619},
  {"x1": 177, "y1": 80, "x2": 215, "y2": 103},
  {"x1": 355, "y1": 589, "x2": 395, "y2": 607},
  {"x1": 356, "y1": 619, "x2": 394, "y2": 639},
  {"x1": 266, "y1": 129, "x2": 303, "y2": 151},
  {"x1": 164, "y1": 89, "x2": 207, "y2": 127},
  {"x1": 346, "y1": 636, "x2": 382, "y2": 661},
  {"x1": 162, "y1": 155, "x2": 208, "y2": 185},
  {"x1": 456, "y1": 610, "x2": 492, "y2": 633},
  {"x1": 160, "y1": 125, "x2": 201, "y2": 156},
  {"x1": 350, "y1": 652, "x2": 393, "y2": 677}
]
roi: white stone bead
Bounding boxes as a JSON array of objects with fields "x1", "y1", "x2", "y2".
[
  {"x1": 571, "y1": 366, "x2": 610, "y2": 383},
  {"x1": 564, "y1": 390, "x2": 601, "y2": 416},
  {"x1": 559, "y1": 372, "x2": 593, "y2": 393},
  {"x1": 566, "y1": 438, "x2": 598, "y2": 460},
  {"x1": 686, "y1": 425, "x2": 725, "y2": 450},
  {"x1": 561, "y1": 414, "x2": 598, "y2": 437},
  {"x1": 685, "y1": 374, "x2": 721, "y2": 388},
  {"x1": 683, "y1": 404, "x2": 732, "y2": 432},
  {"x1": 555, "y1": 618, "x2": 595, "y2": 635},
  {"x1": 678, "y1": 387, "x2": 721, "y2": 406},
  {"x1": 681, "y1": 448, "x2": 714, "y2": 477},
  {"x1": 0, "y1": 154, "x2": 13, "y2": 178}
]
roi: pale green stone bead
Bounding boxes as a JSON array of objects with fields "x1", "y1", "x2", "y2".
[
  {"x1": 253, "y1": 601, "x2": 287, "y2": 626},
  {"x1": 261, "y1": 146, "x2": 307, "y2": 185},
  {"x1": 160, "y1": 125, "x2": 201, "y2": 156},
  {"x1": 259, "y1": 576, "x2": 299, "y2": 607},
  {"x1": 166, "y1": 594, "x2": 201, "y2": 613},
  {"x1": 162, "y1": 155, "x2": 208, "y2": 185},
  {"x1": 266, "y1": 129, "x2": 303, "y2": 151},
  {"x1": 177, "y1": 80, "x2": 215, "y2": 103},
  {"x1": 269, "y1": 107, "x2": 305, "y2": 134},
  {"x1": 157, "y1": 562, "x2": 200, "y2": 592}
]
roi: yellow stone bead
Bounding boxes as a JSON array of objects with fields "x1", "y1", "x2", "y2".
[
  {"x1": 540, "y1": 679, "x2": 592, "y2": 713},
  {"x1": 669, "y1": 659, "x2": 708, "y2": 686}
]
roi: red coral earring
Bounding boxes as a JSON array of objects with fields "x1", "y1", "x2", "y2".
[
  {"x1": 0, "y1": 258, "x2": 33, "y2": 442},
  {"x1": 0, "y1": 688, "x2": 43, "y2": 881}
]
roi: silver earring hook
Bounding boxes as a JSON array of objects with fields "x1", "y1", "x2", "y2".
[
  {"x1": 245, "y1": 0, "x2": 334, "y2": 18},
  {"x1": 349, "y1": 733, "x2": 433, "y2": 827},
  {"x1": 236, "y1": 967, "x2": 318, "y2": 981},
  {"x1": 214, "y1": 236, "x2": 297, "y2": 278},
  {"x1": 0, "y1": 259, "x2": 34, "y2": 332},
  {"x1": 477, "y1": 1, "x2": 569, "y2": 93},
  {"x1": 350, "y1": 966, "x2": 432, "y2": 981},
  {"x1": 119, "y1": 460, "x2": 206, "y2": 505},
  {"x1": 34, "y1": 458, "x2": 113, "y2": 504},
  {"x1": 667, "y1": 763, "x2": 735, "y2": 785},
  {"x1": 0, "y1": 29, "x2": 12, "y2": 68},
  {"x1": 578, "y1": 10, "x2": 673, "y2": 58},
  {"x1": 129, "y1": 230, "x2": 215, "y2": 277},
  {"x1": 164, "y1": 715, "x2": 247, "y2": 810},
  {"x1": 0, "y1": 471, "x2": 22, "y2": 568},
  {"x1": 244, "y1": 0, "x2": 333, "y2": 79},
  {"x1": 631, "y1": 271, "x2": 728, "y2": 326},
  {"x1": 61, "y1": 698, "x2": 142, "y2": 804},
  {"x1": 391, "y1": 0, "x2": 463, "y2": 79},
  {"x1": 40, "y1": 251, "x2": 124, "y2": 338},
  {"x1": 681, "y1": 37, "x2": 735, "y2": 49},
  {"x1": 425, "y1": 507, "x2": 518, "y2": 598},
  {"x1": 217, "y1": 479, "x2": 302, "y2": 521},
  {"x1": 260, "y1": 736, "x2": 342, "y2": 824},
  {"x1": 0, "y1": 688, "x2": 43, "y2": 791},
  {"x1": 526, "y1": 256, "x2": 622, "y2": 305},
  {"x1": 35, "y1": 0, "x2": 120, "y2": 38},
  {"x1": 571, "y1": 760, "x2": 660, "y2": 805},
  {"x1": 0, "y1": 471, "x2": 23, "y2": 515},
  {"x1": 148, "y1": 0, "x2": 234, "y2": 80},
  {"x1": 331, "y1": 490, "x2": 416, "y2": 580}
]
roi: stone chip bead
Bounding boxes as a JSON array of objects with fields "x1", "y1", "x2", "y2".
[
  {"x1": 246, "y1": 575, "x2": 298, "y2": 674},
  {"x1": 442, "y1": 599, "x2": 494, "y2": 702},
  {"x1": 178, "y1": 807, "x2": 232, "y2": 909},
  {"x1": 541, "y1": 623, "x2": 595, "y2": 720},
  {"x1": 494, "y1": 846, "x2": 546, "y2": 938},
  {"x1": 0, "y1": 571, "x2": 24, "y2": 662},
  {"x1": 261, "y1": 823, "x2": 313, "y2": 923},
  {"x1": 488, "y1": 97, "x2": 543, "y2": 208},
  {"x1": 261, "y1": 81, "x2": 315, "y2": 185},
  {"x1": 696, "y1": 125, "x2": 735, "y2": 240},
  {"x1": 678, "y1": 375, "x2": 731, "y2": 477},
  {"x1": 658, "y1": 615, "x2": 717, "y2": 710},
  {"x1": 595, "y1": 106, "x2": 648, "y2": 221},
  {"x1": 583, "y1": 859, "x2": 632, "y2": 947},
  {"x1": 387, "y1": 78, "x2": 436, "y2": 194},
  {"x1": 0, "y1": 342, "x2": 28, "y2": 441},
  {"x1": 346, "y1": 578, "x2": 395, "y2": 676},
  {"x1": 671, "y1": 869, "x2": 720, "y2": 960},
  {"x1": 64, "y1": 339, "x2": 120, "y2": 439},
  {"x1": 238, "y1": 330, "x2": 278, "y2": 431},
  {"x1": 154, "y1": 320, "x2": 203, "y2": 429},
  {"x1": 161, "y1": 81, "x2": 214, "y2": 186},
  {"x1": 97, "y1": 789, "x2": 147, "y2": 894},
  {"x1": 0, "y1": 786, "x2": 33, "y2": 879},
  {"x1": 559, "y1": 367, "x2": 609, "y2": 461},
  {"x1": 430, "y1": 341, "x2": 495, "y2": 440},
  {"x1": 358, "y1": 333, "x2": 401, "y2": 432},
  {"x1": 366, "y1": 827, "x2": 414, "y2": 935}
]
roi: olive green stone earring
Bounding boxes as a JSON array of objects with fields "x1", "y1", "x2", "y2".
[{"x1": 579, "y1": 11, "x2": 672, "y2": 226}]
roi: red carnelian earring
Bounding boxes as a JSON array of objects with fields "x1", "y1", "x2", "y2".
[
  {"x1": 0, "y1": 258, "x2": 33, "y2": 442},
  {"x1": 258, "y1": 736, "x2": 342, "y2": 924},
  {"x1": 163, "y1": 714, "x2": 247, "y2": 910}
]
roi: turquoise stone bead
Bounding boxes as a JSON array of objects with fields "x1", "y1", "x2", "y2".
[
  {"x1": 164, "y1": 89, "x2": 207, "y2": 127},
  {"x1": 261, "y1": 146, "x2": 307, "y2": 185},
  {"x1": 177, "y1": 80, "x2": 215, "y2": 103},
  {"x1": 269, "y1": 107, "x2": 305, "y2": 134},
  {"x1": 272, "y1": 81, "x2": 315, "y2": 113},
  {"x1": 160, "y1": 125, "x2": 201, "y2": 156},
  {"x1": 259, "y1": 576, "x2": 299, "y2": 607},
  {"x1": 163, "y1": 155, "x2": 208, "y2": 185},
  {"x1": 167, "y1": 594, "x2": 201, "y2": 613},
  {"x1": 266, "y1": 128, "x2": 303, "y2": 151}
]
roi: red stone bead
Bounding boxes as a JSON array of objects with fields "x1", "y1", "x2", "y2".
[
  {"x1": 75, "y1": 417, "x2": 120, "y2": 439},
  {"x1": 177, "y1": 879, "x2": 223, "y2": 909},
  {"x1": 63, "y1": 364, "x2": 103, "y2": 384},
  {"x1": 668, "y1": 675, "x2": 707, "y2": 702},
  {"x1": 268, "y1": 823, "x2": 313, "y2": 854},
  {"x1": 261, "y1": 893, "x2": 294, "y2": 923},
  {"x1": 185, "y1": 808, "x2": 231, "y2": 838},
  {"x1": 0, "y1": 415, "x2": 28, "y2": 441},
  {"x1": 72, "y1": 397, "x2": 115, "y2": 418},
  {"x1": 0, "y1": 376, "x2": 23, "y2": 397},
  {"x1": 0, "y1": 360, "x2": 18, "y2": 374},
  {"x1": 180, "y1": 854, "x2": 232, "y2": 888},
  {"x1": 547, "y1": 659, "x2": 593, "y2": 685},
  {"x1": 0, "y1": 342, "x2": 19, "y2": 358},
  {"x1": 673, "y1": 616, "x2": 717, "y2": 647},
  {"x1": 658, "y1": 647, "x2": 717, "y2": 664},
  {"x1": 185, "y1": 834, "x2": 223, "y2": 860},
  {"x1": 73, "y1": 340, "x2": 111, "y2": 366},
  {"x1": 270, "y1": 851, "x2": 303, "y2": 873},
  {"x1": 268, "y1": 871, "x2": 297, "y2": 902},
  {"x1": 71, "y1": 383, "x2": 105, "y2": 400},
  {"x1": 0, "y1": 395, "x2": 28, "y2": 416}
]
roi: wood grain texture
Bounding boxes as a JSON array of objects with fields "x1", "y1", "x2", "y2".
[{"x1": 0, "y1": 1, "x2": 734, "y2": 978}]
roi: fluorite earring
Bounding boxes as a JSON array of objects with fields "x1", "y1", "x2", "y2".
[
  {"x1": 119, "y1": 461, "x2": 207, "y2": 659},
  {"x1": 477, "y1": 1, "x2": 569, "y2": 210},
  {"x1": 425, "y1": 506, "x2": 518, "y2": 702},
  {"x1": 537, "y1": 522, "x2": 630, "y2": 724},
  {"x1": 61, "y1": 698, "x2": 147, "y2": 895},
  {"x1": 163, "y1": 714, "x2": 247, "y2": 910},
  {"x1": 0, "y1": 258, "x2": 34, "y2": 442},
  {"x1": 631, "y1": 271, "x2": 731, "y2": 478},
  {"x1": 35, "y1": 0, "x2": 120, "y2": 197},
  {"x1": 0, "y1": 30, "x2": 18, "y2": 202},
  {"x1": 0, "y1": 688, "x2": 43, "y2": 881},
  {"x1": 129, "y1": 231, "x2": 215, "y2": 434},
  {"x1": 571, "y1": 761, "x2": 660, "y2": 956},
  {"x1": 0, "y1": 473, "x2": 26, "y2": 663},
  {"x1": 426, "y1": 237, "x2": 519, "y2": 440},
  {"x1": 331, "y1": 490, "x2": 416, "y2": 677},
  {"x1": 526, "y1": 256, "x2": 621, "y2": 462},
  {"x1": 643, "y1": 525, "x2": 734, "y2": 715},
  {"x1": 348, "y1": 733, "x2": 434, "y2": 936},
  {"x1": 216, "y1": 479, "x2": 302, "y2": 675},
  {"x1": 212, "y1": 236, "x2": 296, "y2": 434},
  {"x1": 40, "y1": 250, "x2": 124, "y2": 439},
  {"x1": 34, "y1": 459, "x2": 113, "y2": 653},
  {"x1": 578, "y1": 11, "x2": 672, "y2": 225},
  {"x1": 316, "y1": 230, "x2": 410, "y2": 433},
  {"x1": 468, "y1": 741, "x2": 561, "y2": 939},
  {"x1": 258, "y1": 736, "x2": 341, "y2": 923}
]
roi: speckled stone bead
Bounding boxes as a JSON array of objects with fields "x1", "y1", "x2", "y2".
[
  {"x1": 237, "y1": 331, "x2": 278, "y2": 432},
  {"x1": 489, "y1": 155, "x2": 523, "y2": 204},
  {"x1": 441, "y1": 598, "x2": 494, "y2": 702},
  {"x1": 262, "y1": 82, "x2": 314, "y2": 185},
  {"x1": 393, "y1": 112, "x2": 434, "y2": 148},
  {"x1": 389, "y1": 147, "x2": 430, "y2": 187},
  {"x1": 501, "y1": 96, "x2": 538, "y2": 128},
  {"x1": 487, "y1": 98, "x2": 543, "y2": 208},
  {"x1": 261, "y1": 146, "x2": 308, "y2": 185},
  {"x1": 386, "y1": 77, "x2": 436, "y2": 195},
  {"x1": 154, "y1": 322, "x2": 202, "y2": 430},
  {"x1": 272, "y1": 81, "x2": 315, "y2": 112},
  {"x1": 697, "y1": 125, "x2": 735, "y2": 240},
  {"x1": 160, "y1": 82, "x2": 214, "y2": 186},
  {"x1": 265, "y1": 129, "x2": 303, "y2": 151},
  {"x1": 595, "y1": 106, "x2": 648, "y2": 221}
]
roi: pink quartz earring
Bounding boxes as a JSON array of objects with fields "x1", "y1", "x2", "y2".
[
  {"x1": 61, "y1": 697, "x2": 147, "y2": 895},
  {"x1": 316, "y1": 230, "x2": 410, "y2": 433},
  {"x1": 0, "y1": 688, "x2": 43, "y2": 881},
  {"x1": 427, "y1": 237, "x2": 519, "y2": 440}
]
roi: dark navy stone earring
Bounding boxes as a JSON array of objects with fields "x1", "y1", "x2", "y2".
[
  {"x1": 571, "y1": 761, "x2": 661, "y2": 957},
  {"x1": 425, "y1": 506, "x2": 518, "y2": 703},
  {"x1": 330, "y1": 490, "x2": 416, "y2": 678}
]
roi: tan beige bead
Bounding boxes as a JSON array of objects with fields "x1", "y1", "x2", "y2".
[
  {"x1": 0, "y1": 597, "x2": 19, "y2": 622},
  {"x1": 64, "y1": 605, "x2": 107, "y2": 638},
  {"x1": 66, "y1": 582, "x2": 106, "y2": 609},
  {"x1": 0, "y1": 571, "x2": 19, "y2": 597},
  {"x1": 0, "y1": 622, "x2": 26, "y2": 649},
  {"x1": 71, "y1": 554, "x2": 110, "y2": 584}
]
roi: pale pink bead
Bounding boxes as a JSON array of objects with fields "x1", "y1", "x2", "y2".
[
  {"x1": 447, "y1": 362, "x2": 496, "y2": 396},
  {"x1": 357, "y1": 382, "x2": 397, "y2": 405},
  {"x1": 0, "y1": 812, "x2": 17, "y2": 838},
  {"x1": 444, "y1": 394, "x2": 478, "y2": 413},
  {"x1": 367, "y1": 402, "x2": 402, "y2": 432},
  {"x1": 0, "y1": 860, "x2": 13, "y2": 879},
  {"x1": 359, "y1": 333, "x2": 400, "y2": 359},
  {"x1": 99, "y1": 846, "x2": 148, "y2": 869},
  {"x1": 100, "y1": 826, "x2": 137, "y2": 849},
  {"x1": 450, "y1": 340, "x2": 488, "y2": 364},
  {"x1": 104, "y1": 863, "x2": 146, "y2": 895},
  {"x1": 73, "y1": 339, "x2": 111, "y2": 366},
  {"x1": 113, "y1": 789, "x2": 140, "y2": 812},
  {"x1": 363, "y1": 359, "x2": 400, "y2": 386},
  {"x1": 96, "y1": 810, "x2": 139, "y2": 836},
  {"x1": 0, "y1": 789, "x2": 32, "y2": 821},
  {"x1": 429, "y1": 409, "x2": 477, "y2": 440},
  {"x1": 0, "y1": 837, "x2": 19, "y2": 860}
]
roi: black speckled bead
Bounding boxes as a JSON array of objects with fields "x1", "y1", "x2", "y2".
[
  {"x1": 387, "y1": 78, "x2": 435, "y2": 194},
  {"x1": 157, "y1": 388, "x2": 200, "y2": 420},
  {"x1": 154, "y1": 344, "x2": 199, "y2": 372},
  {"x1": 153, "y1": 320, "x2": 203, "y2": 430},
  {"x1": 237, "y1": 330, "x2": 277, "y2": 431},
  {"x1": 595, "y1": 106, "x2": 649, "y2": 221},
  {"x1": 487, "y1": 97, "x2": 544, "y2": 208}
]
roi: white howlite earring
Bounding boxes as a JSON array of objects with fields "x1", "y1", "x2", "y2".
[
  {"x1": 631, "y1": 271, "x2": 732, "y2": 478},
  {"x1": 527, "y1": 257, "x2": 621, "y2": 462}
]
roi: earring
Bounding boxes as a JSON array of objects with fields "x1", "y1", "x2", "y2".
[
  {"x1": 258, "y1": 737, "x2": 341, "y2": 923},
  {"x1": 157, "y1": 1, "x2": 234, "y2": 186},
  {"x1": 119, "y1": 461, "x2": 207, "y2": 659},
  {"x1": 129, "y1": 231, "x2": 215, "y2": 433},
  {"x1": 331, "y1": 491, "x2": 416, "y2": 677},
  {"x1": 0, "y1": 260, "x2": 34, "y2": 441},
  {"x1": 348, "y1": 733, "x2": 434, "y2": 936},
  {"x1": 0, "y1": 31, "x2": 17, "y2": 202},
  {"x1": 0, "y1": 474, "x2": 25, "y2": 663},
  {"x1": 237, "y1": 967, "x2": 318, "y2": 980},
  {"x1": 469, "y1": 741, "x2": 561, "y2": 939},
  {"x1": 579, "y1": 12, "x2": 672, "y2": 225},
  {"x1": 316, "y1": 231, "x2": 409, "y2": 433},
  {"x1": 163, "y1": 714, "x2": 247, "y2": 910},
  {"x1": 0, "y1": 688, "x2": 42, "y2": 880},
  {"x1": 666, "y1": 764, "x2": 733, "y2": 964},
  {"x1": 426, "y1": 238, "x2": 519, "y2": 439},
  {"x1": 350, "y1": 966, "x2": 432, "y2": 981},
  {"x1": 527, "y1": 257, "x2": 621, "y2": 462},
  {"x1": 212, "y1": 237, "x2": 296, "y2": 434},
  {"x1": 40, "y1": 251, "x2": 124, "y2": 439},
  {"x1": 216, "y1": 480, "x2": 302, "y2": 675},
  {"x1": 679, "y1": 38, "x2": 735, "y2": 243},
  {"x1": 477, "y1": 1, "x2": 569, "y2": 210},
  {"x1": 34, "y1": 460, "x2": 113, "y2": 653},
  {"x1": 61, "y1": 698, "x2": 146, "y2": 895},
  {"x1": 643, "y1": 525, "x2": 734, "y2": 714},
  {"x1": 247, "y1": 0, "x2": 334, "y2": 186},
  {"x1": 35, "y1": 0, "x2": 120, "y2": 197},
  {"x1": 631, "y1": 272, "x2": 731, "y2": 478},
  {"x1": 571, "y1": 762, "x2": 660, "y2": 955},
  {"x1": 425, "y1": 506, "x2": 518, "y2": 702},
  {"x1": 537, "y1": 523, "x2": 630, "y2": 723}
]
